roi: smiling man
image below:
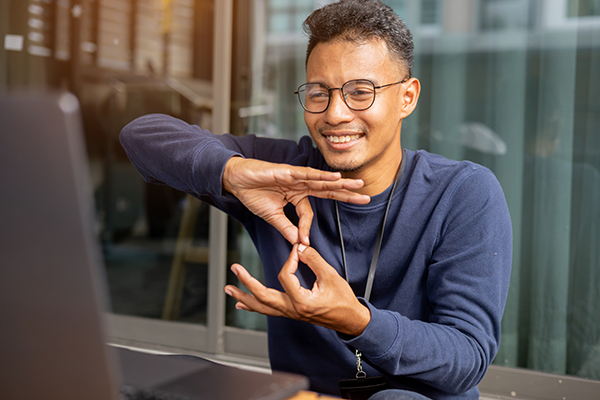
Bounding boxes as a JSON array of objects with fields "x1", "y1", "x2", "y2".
[{"x1": 120, "y1": 1, "x2": 512, "y2": 399}]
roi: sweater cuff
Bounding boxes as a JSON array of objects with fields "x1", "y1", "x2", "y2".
[
  {"x1": 339, "y1": 299, "x2": 403, "y2": 360},
  {"x1": 193, "y1": 141, "x2": 243, "y2": 199}
]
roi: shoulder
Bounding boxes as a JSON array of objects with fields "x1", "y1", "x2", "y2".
[
  {"x1": 409, "y1": 149, "x2": 500, "y2": 192},
  {"x1": 405, "y1": 150, "x2": 508, "y2": 220},
  {"x1": 411, "y1": 149, "x2": 491, "y2": 175}
]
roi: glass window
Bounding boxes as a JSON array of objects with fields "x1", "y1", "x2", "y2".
[
  {"x1": 420, "y1": 0, "x2": 441, "y2": 25},
  {"x1": 240, "y1": 0, "x2": 600, "y2": 382},
  {"x1": 568, "y1": 0, "x2": 600, "y2": 17}
]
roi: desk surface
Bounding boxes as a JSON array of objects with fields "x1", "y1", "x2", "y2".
[{"x1": 289, "y1": 391, "x2": 339, "y2": 400}]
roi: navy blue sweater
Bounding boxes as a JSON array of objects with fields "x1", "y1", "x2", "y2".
[{"x1": 120, "y1": 114, "x2": 512, "y2": 399}]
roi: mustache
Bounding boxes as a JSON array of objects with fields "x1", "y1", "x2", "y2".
[{"x1": 317, "y1": 124, "x2": 367, "y2": 135}]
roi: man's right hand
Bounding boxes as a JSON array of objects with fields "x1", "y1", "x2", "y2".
[{"x1": 222, "y1": 157, "x2": 370, "y2": 245}]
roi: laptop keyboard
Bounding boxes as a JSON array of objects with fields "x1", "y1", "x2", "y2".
[{"x1": 120, "y1": 385, "x2": 196, "y2": 400}]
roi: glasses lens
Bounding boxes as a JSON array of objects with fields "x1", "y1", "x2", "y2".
[
  {"x1": 298, "y1": 83, "x2": 329, "y2": 113},
  {"x1": 342, "y1": 80, "x2": 375, "y2": 111}
]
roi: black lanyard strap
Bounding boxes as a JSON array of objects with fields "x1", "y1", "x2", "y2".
[{"x1": 334, "y1": 150, "x2": 406, "y2": 302}]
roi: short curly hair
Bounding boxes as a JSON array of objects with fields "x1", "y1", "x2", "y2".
[{"x1": 303, "y1": 0, "x2": 414, "y2": 77}]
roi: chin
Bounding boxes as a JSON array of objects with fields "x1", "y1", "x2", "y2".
[
  {"x1": 330, "y1": 165, "x2": 361, "y2": 173},
  {"x1": 326, "y1": 158, "x2": 366, "y2": 173}
]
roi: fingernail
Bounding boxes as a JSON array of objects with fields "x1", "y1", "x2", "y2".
[
  {"x1": 224, "y1": 288, "x2": 233, "y2": 297},
  {"x1": 231, "y1": 265, "x2": 238, "y2": 276},
  {"x1": 304, "y1": 236, "x2": 310, "y2": 246},
  {"x1": 298, "y1": 244, "x2": 307, "y2": 253}
]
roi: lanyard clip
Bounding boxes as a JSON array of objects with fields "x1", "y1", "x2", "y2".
[{"x1": 355, "y1": 349, "x2": 367, "y2": 379}]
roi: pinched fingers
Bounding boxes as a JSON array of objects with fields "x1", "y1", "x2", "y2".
[
  {"x1": 277, "y1": 245, "x2": 317, "y2": 318},
  {"x1": 296, "y1": 244, "x2": 341, "y2": 281},
  {"x1": 278, "y1": 244, "x2": 342, "y2": 314}
]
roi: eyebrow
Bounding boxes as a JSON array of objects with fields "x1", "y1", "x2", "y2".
[{"x1": 304, "y1": 78, "x2": 382, "y2": 87}]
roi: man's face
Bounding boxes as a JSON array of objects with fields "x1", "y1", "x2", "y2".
[{"x1": 304, "y1": 39, "x2": 413, "y2": 177}]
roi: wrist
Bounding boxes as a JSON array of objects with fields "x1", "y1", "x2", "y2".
[
  {"x1": 342, "y1": 303, "x2": 371, "y2": 337},
  {"x1": 222, "y1": 156, "x2": 243, "y2": 194}
]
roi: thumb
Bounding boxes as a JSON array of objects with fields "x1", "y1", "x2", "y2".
[
  {"x1": 278, "y1": 244, "x2": 303, "y2": 297},
  {"x1": 297, "y1": 244, "x2": 337, "y2": 279}
]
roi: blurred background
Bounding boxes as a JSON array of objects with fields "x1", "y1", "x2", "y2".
[{"x1": 1, "y1": 0, "x2": 599, "y2": 385}]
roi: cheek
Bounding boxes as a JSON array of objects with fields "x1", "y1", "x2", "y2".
[
  {"x1": 304, "y1": 113, "x2": 321, "y2": 134},
  {"x1": 368, "y1": 102, "x2": 402, "y2": 129}
]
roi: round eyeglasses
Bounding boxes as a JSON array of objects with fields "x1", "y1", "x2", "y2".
[{"x1": 294, "y1": 78, "x2": 407, "y2": 114}]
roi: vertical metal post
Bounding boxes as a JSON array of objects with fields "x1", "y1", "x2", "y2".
[
  {"x1": 68, "y1": 0, "x2": 83, "y2": 95},
  {"x1": 129, "y1": 0, "x2": 138, "y2": 72},
  {"x1": 207, "y1": 0, "x2": 233, "y2": 355}
]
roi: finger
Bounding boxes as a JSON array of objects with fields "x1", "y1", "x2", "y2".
[
  {"x1": 288, "y1": 166, "x2": 343, "y2": 182},
  {"x1": 301, "y1": 177, "x2": 365, "y2": 191},
  {"x1": 231, "y1": 263, "x2": 268, "y2": 296},
  {"x1": 304, "y1": 188, "x2": 370, "y2": 205},
  {"x1": 235, "y1": 301, "x2": 253, "y2": 312},
  {"x1": 278, "y1": 245, "x2": 303, "y2": 297},
  {"x1": 288, "y1": 179, "x2": 369, "y2": 204},
  {"x1": 224, "y1": 285, "x2": 257, "y2": 312},
  {"x1": 225, "y1": 284, "x2": 282, "y2": 316},
  {"x1": 230, "y1": 264, "x2": 295, "y2": 315},
  {"x1": 296, "y1": 244, "x2": 340, "y2": 281},
  {"x1": 261, "y1": 210, "x2": 300, "y2": 244},
  {"x1": 295, "y1": 198, "x2": 314, "y2": 246}
]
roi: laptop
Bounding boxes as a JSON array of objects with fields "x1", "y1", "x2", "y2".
[{"x1": 0, "y1": 92, "x2": 309, "y2": 400}]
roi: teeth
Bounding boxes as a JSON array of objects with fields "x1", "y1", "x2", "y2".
[{"x1": 326, "y1": 134, "x2": 361, "y2": 143}]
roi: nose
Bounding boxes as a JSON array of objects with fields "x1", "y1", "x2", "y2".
[{"x1": 323, "y1": 88, "x2": 354, "y2": 125}]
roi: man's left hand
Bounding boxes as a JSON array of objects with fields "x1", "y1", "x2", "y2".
[{"x1": 224, "y1": 244, "x2": 371, "y2": 337}]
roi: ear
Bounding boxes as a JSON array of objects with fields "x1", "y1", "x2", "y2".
[{"x1": 399, "y1": 77, "x2": 421, "y2": 119}]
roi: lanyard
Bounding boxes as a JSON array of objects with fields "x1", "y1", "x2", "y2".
[
  {"x1": 334, "y1": 150, "x2": 406, "y2": 302},
  {"x1": 334, "y1": 151, "x2": 406, "y2": 381}
]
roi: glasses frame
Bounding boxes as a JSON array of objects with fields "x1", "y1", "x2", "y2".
[{"x1": 294, "y1": 78, "x2": 408, "y2": 114}]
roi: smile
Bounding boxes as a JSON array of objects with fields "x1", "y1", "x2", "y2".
[{"x1": 325, "y1": 134, "x2": 362, "y2": 144}]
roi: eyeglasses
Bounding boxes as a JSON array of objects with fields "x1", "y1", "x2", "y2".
[{"x1": 294, "y1": 78, "x2": 407, "y2": 114}]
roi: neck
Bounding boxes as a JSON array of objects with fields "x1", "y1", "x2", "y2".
[{"x1": 342, "y1": 150, "x2": 403, "y2": 197}]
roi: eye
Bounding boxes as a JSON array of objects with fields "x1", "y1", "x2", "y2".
[
  {"x1": 344, "y1": 81, "x2": 375, "y2": 100},
  {"x1": 305, "y1": 85, "x2": 329, "y2": 102},
  {"x1": 349, "y1": 89, "x2": 372, "y2": 97}
]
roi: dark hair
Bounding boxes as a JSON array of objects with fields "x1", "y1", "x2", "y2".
[{"x1": 303, "y1": 0, "x2": 414, "y2": 77}]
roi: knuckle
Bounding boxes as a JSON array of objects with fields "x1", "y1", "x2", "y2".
[
  {"x1": 251, "y1": 287, "x2": 269, "y2": 303},
  {"x1": 277, "y1": 269, "x2": 286, "y2": 281},
  {"x1": 295, "y1": 302, "x2": 314, "y2": 317}
]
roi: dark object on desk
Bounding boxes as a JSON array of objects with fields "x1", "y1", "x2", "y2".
[
  {"x1": 339, "y1": 376, "x2": 388, "y2": 400},
  {"x1": 0, "y1": 92, "x2": 309, "y2": 400}
]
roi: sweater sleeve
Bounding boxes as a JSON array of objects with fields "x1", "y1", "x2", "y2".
[
  {"x1": 341, "y1": 168, "x2": 512, "y2": 395},
  {"x1": 119, "y1": 114, "x2": 241, "y2": 201},
  {"x1": 119, "y1": 114, "x2": 317, "y2": 218}
]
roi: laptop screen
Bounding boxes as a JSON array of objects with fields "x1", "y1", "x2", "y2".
[{"x1": 0, "y1": 92, "x2": 308, "y2": 400}]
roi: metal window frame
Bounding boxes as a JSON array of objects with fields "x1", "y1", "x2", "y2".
[{"x1": 106, "y1": 0, "x2": 270, "y2": 368}]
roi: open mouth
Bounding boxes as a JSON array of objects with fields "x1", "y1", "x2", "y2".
[{"x1": 325, "y1": 134, "x2": 362, "y2": 144}]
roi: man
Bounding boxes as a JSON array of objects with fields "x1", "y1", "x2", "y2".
[{"x1": 120, "y1": 1, "x2": 512, "y2": 399}]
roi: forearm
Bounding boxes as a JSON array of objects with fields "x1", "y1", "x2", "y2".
[
  {"x1": 119, "y1": 114, "x2": 240, "y2": 198},
  {"x1": 341, "y1": 302, "x2": 491, "y2": 395}
]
